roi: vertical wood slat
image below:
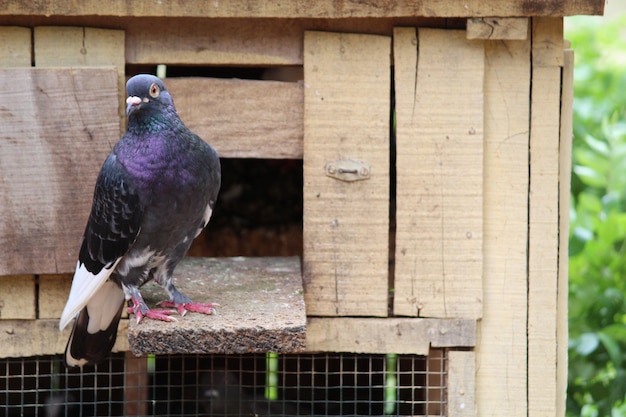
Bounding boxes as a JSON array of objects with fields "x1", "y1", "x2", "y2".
[
  {"x1": 34, "y1": 27, "x2": 126, "y2": 131},
  {"x1": 475, "y1": 38, "x2": 531, "y2": 417},
  {"x1": 393, "y1": 27, "x2": 484, "y2": 319},
  {"x1": 448, "y1": 350, "x2": 476, "y2": 417},
  {"x1": 303, "y1": 31, "x2": 390, "y2": 316},
  {"x1": 0, "y1": 27, "x2": 31, "y2": 66},
  {"x1": 0, "y1": 27, "x2": 36, "y2": 319},
  {"x1": 557, "y1": 46, "x2": 574, "y2": 417},
  {"x1": 527, "y1": 16, "x2": 563, "y2": 417}
]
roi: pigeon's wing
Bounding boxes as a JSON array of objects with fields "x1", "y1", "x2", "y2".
[{"x1": 59, "y1": 153, "x2": 143, "y2": 330}]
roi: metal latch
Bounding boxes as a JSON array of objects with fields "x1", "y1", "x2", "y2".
[{"x1": 324, "y1": 159, "x2": 371, "y2": 182}]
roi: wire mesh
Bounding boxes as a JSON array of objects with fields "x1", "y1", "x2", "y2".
[{"x1": 0, "y1": 350, "x2": 448, "y2": 417}]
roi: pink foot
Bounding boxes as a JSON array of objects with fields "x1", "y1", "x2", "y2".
[
  {"x1": 159, "y1": 301, "x2": 219, "y2": 316},
  {"x1": 127, "y1": 299, "x2": 177, "y2": 324}
]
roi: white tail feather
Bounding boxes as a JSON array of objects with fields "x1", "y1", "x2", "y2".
[{"x1": 59, "y1": 259, "x2": 121, "y2": 331}]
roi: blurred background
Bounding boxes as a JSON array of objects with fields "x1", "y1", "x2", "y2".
[{"x1": 566, "y1": 1, "x2": 626, "y2": 416}]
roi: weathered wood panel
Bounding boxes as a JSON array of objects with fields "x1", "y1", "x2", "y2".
[
  {"x1": 306, "y1": 318, "x2": 475, "y2": 355},
  {"x1": 393, "y1": 27, "x2": 484, "y2": 319},
  {"x1": 167, "y1": 77, "x2": 303, "y2": 159},
  {"x1": 527, "y1": 17, "x2": 563, "y2": 417},
  {"x1": 0, "y1": 67, "x2": 120, "y2": 275},
  {"x1": 34, "y1": 26, "x2": 126, "y2": 129},
  {"x1": 557, "y1": 46, "x2": 574, "y2": 417},
  {"x1": 302, "y1": 31, "x2": 390, "y2": 316},
  {"x1": 475, "y1": 38, "x2": 530, "y2": 417},
  {"x1": 0, "y1": 26, "x2": 31, "y2": 66},
  {"x1": 0, "y1": 0, "x2": 604, "y2": 18},
  {"x1": 448, "y1": 350, "x2": 476, "y2": 417}
]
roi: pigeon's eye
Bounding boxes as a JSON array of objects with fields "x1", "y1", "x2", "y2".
[{"x1": 149, "y1": 83, "x2": 160, "y2": 98}]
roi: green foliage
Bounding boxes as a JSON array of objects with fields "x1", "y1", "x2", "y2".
[{"x1": 567, "y1": 15, "x2": 626, "y2": 417}]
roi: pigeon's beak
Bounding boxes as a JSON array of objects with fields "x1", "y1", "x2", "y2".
[{"x1": 126, "y1": 96, "x2": 143, "y2": 116}]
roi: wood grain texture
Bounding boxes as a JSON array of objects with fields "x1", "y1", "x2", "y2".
[
  {"x1": 128, "y1": 257, "x2": 306, "y2": 355},
  {"x1": 302, "y1": 31, "x2": 390, "y2": 316},
  {"x1": 0, "y1": 26, "x2": 31, "y2": 66},
  {"x1": 0, "y1": 275, "x2": 35, "y2": 319},
  {"x1": 34, "y1": 26, "x2": 126, "y2": 130},
  {"x1": 0, "y1": 0, "x2": 604, "y2": 18},
  {"x1": 527, "y1": 17, "x2": 562, "y2": 417},
  {"x1": 0, "y1": 67, "x2": 120, "y2": 275},
  {"x1": 475, "y1": 39, "x2": 530, "y2": 417},
  {"x1": 466, "y1": 17, "x2": 528, "y2": 40},
  {"x1": 557, "y1": 47, "x2": 574, "y2": 417},
  {"x1": 306, "y1": 318, "x2": 475, "y2": 355},
  {"x1": 448, "y1": 351, "x2": 476, "y2": 417},
  {"x1": 393, "y1": 27, "x2": 484, "y2": 319},
  {"x1": 0, "y1": 319, "x2": 128, "y2": 358},
  {"x1": 38, "y1": 274, "x2": 72, "y2": 319},
  {"x1": 166, "y1": 77, "x2": 303, "y2": 159}
]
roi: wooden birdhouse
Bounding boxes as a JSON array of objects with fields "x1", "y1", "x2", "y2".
[{"x1": 0, "y1": 1, "x2": 605, "y2": 416}]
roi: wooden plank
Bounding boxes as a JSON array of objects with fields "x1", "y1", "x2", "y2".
[
  {"x1": 475, "y1": 38, "x2": 530, "y2": 417},
  {"x1": 466, "y1": 17, "x2": 528, "y2": 40},
  {"x1": 0, "y1": 67, "x2": 120, "y2": 275},
  {"x1": 306, "y1": 318, "x2": 475, "y2": 354},
  {"x1": 167, "y1": 77, "x2": 303, "y2": 159},
  {"x1": 39, "y1": 274, "x2": 72, "y2": 319},
  {"x1": 393, "y1": 27, "x2": 484, "y2": 319},
  {"x1": 527, "y1": 17, "x2": 562, "y2": 417},
  {"x1": 34, "y1": 26, "x2": 126, "y2": 130},
  {"x1": 557, "y1": 48, "x2": 574, "y2": 417},
  {"x1": 125, "y1": 351, "x2": 149, "y2": 417},
  {"x1": 302, "y1": 31, "x2": 390, "y2": 317},
  {"x1": 0, "y1": 319, "x2": 128, "y2": 358},
  {"x1": 128, "y1": 257, "x2": 306, "y2": 355},
  {"x1": 448, "y1": 350, "x2": 476, "y2": 417},
  {"x1": 0, "y1": 27, "x2": 31, "y2": 66},
  {"x1": 0, "y1": 1, "x2": 605, "y2": 18},
  {"x1": 0, "y1": 275, "x2": 36, "y2": 319}
]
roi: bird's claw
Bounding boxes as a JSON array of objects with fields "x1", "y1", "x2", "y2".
[
  {"x1": 158, "y1": 301, "x2": 219, "y2": 316},
  {"x1": 128, "y1": 305, "x2": 177, "y2": 324}
]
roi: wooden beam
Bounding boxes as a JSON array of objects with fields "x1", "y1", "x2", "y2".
[
  {"x1": 38, "y1": 274, "x2": 72, "y2": 319},
  {"x1": 302, "y1": 31, "x2": 390, "y2": 317},
  {"x1": 0, "y1": 0, "x2": 604, "y2": 18},
  {"x1": 0, "y1": 319, "x2": 128, "y2": 358},
  {"x1": 306, "y1": 318, "x2": 476, "y2": 354},
  {"x1": 527, "y1": 17, "x2": 562, "y2": 417},
  {"x1": 166, "y1": 77, "x2": 303, "y2": 159},
  {"x1": 393, "y1": 27, "x2": 484, "y2": 319},
  {"x1": 0, "y1": 67, "x2": 119, "y2": 276},
  {"x1": 466, "y1": 17, "x2": 528, "y2": 40},
  {"x1": 476, "y1": 38, "x2": 531, "y2": 417}
]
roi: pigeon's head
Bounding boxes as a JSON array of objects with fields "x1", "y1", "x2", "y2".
[{"x1": 125, "y1": 74, "x2": 174, "y2": 119}]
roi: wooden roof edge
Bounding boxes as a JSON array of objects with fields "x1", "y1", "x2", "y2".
[{"x1": 1, "y1": 0, "x2": 604, "y2": 19}]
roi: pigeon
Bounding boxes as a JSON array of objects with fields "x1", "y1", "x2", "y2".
[{"x1": 59, "y1": 74, "x2": 221, "y2": 367}]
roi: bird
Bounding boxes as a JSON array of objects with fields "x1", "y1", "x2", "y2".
[{"x1": 59, "y1": 74, "x2": 221, "y2": 367}]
